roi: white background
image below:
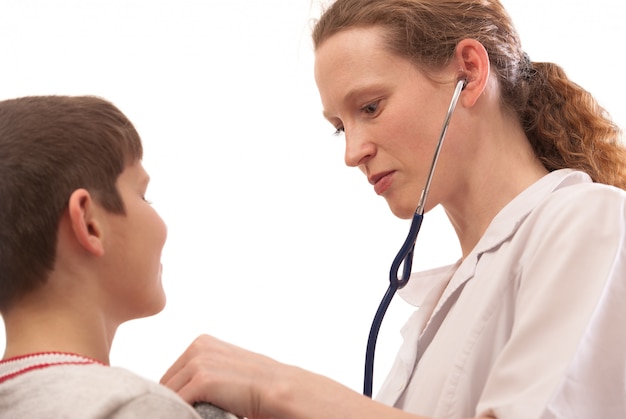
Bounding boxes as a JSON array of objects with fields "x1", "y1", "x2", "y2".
[{"x1": 1, "y1": 0, "x2": 625, "y2": 397}]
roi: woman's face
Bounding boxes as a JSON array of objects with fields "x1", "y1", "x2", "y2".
[{"x1": 314, "y1": 26, "x2": 464, "y2": 219}]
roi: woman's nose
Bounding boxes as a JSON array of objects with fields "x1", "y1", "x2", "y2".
[{"x1": 344, "y1": 129, "x2": 376, "y2": 167}]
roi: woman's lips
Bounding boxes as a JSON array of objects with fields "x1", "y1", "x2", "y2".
[{"x1": 372, "y1": 171, "x2": 394, "y2": 195}]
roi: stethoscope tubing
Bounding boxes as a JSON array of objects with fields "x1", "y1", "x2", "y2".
[
  {"x1": 363, "y1": 211, "x2": 423, "y2": 397},
  {"x1": 363, "y1": 79, "x2": 466, "y2": 397}
]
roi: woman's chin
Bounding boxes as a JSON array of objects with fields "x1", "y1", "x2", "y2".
[{"x1": 387, "y1": 202, "x2": 417, "y2": 220}]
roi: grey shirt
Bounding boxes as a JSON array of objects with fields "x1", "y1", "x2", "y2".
[{"x1": 0, "y1": 353, "x2": 236, "y2": 419}]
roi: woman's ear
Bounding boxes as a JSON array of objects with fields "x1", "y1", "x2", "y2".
[
  {"x1": 454, "y1": 38, "x2": 490, "y2": 108},
  {"x1": 67, "y1": 189, "x2": 105, "y2": 256}
]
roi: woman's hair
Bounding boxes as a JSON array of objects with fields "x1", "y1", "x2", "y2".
[
  {"x1": 312, "y1": 0, "x2": 626, "y2": 188},
  {"x1": 0, "y1": 95, "x2": 143, "y2": 311}
]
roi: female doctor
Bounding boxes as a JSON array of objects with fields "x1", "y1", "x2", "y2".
[{"x1": 161, "y1": 0, "x2": 626, "y2": 417}]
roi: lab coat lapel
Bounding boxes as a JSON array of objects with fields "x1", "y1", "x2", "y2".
[
  {"x1": 377, "y1": 247, "x2": 482, "y2": 405},
  {"x1": 376, "y1": 264, "x2": 466, "y2": 404}
]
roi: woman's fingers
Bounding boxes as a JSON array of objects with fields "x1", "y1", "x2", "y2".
[
  {"x1": 160, "y1": 334, "x2": 272, "y2": 418},
  {"x1": 161, "y1": 335, "x2": 220, "y2": 395}
]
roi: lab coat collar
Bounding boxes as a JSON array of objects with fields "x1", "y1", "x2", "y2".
[
  {"x1": 398, "y1": 169, "x2": 590, "y2": 310},
  {"x1": 471, "y1": 168, "x2": 590, "y2": 257},
  {"x1": 379, "y1": 169, "x2": 591, "y2": 404}
]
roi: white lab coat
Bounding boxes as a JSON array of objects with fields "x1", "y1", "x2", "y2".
[{"x1": 376, "y1": 169, "x2": 626, "y2": 418}]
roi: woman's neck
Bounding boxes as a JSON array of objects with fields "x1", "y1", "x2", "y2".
[{"x1": 443, "y1": 111, "x2": 548, "y2": 257}]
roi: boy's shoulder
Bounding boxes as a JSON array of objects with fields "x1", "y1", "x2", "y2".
[{"x1": 0, "y1": 357, "x2": 201, "y2": 418}]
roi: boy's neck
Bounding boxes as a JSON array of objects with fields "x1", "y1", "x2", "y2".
[{"x1": 2, "y1": 295, "x2": 115, "y2": 365}]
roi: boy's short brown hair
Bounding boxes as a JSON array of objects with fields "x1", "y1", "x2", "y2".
[{"x1": 0, "y1": 95, "x2": 143, "y2": 311}]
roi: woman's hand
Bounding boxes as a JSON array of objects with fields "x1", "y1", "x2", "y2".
[
  {"x1": 161, "y1": 334, "x2": 458, "y2": 419},
  {"x1": 160, "y1": 334, "x2": 279, "y2": 419}
]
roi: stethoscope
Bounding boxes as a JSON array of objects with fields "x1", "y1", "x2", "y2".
[{"x1": 363, "y1": 78, "x2": 467, "y2": 397}]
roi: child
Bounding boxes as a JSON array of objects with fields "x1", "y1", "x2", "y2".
[{"x1": 0, "y1": 95, "x2": 233, "y2": 419}]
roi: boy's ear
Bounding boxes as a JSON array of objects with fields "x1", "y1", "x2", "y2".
[
  {"x1": 454, "y1": 38, "x2": 490, "y2": 108},
  {"x1": 67, "y1": 189, "x2": 105, "y2": 257}
]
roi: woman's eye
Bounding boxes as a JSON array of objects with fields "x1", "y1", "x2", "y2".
[
  {"x1": 333, "y1": 125, "x2": 345, "y2": 136},
  {"x1": 362, "y1": 101, "x2": 379, "y2": 115}
]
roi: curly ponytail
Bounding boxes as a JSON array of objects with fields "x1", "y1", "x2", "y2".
[{"x1": 520, "y1": 62, "x2": 626, "y2": 188}]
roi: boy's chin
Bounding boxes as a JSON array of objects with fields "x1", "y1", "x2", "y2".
[{"x1": 135, "y1": 291, "x2": 168, "y2": 320}]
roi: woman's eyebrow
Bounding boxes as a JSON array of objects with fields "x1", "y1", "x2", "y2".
[{"x1": 322, "y1": 83, "x2": 387, "y2": 119}]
